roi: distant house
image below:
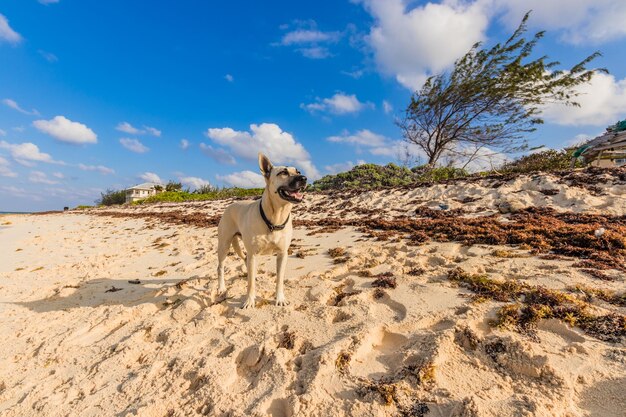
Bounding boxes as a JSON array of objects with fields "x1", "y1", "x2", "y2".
[{"x1": 125, "y1": 182, "x2": 164, "y2": 203}]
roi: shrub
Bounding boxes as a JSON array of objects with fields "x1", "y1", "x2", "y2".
[
  {"x1": 412, "y1": 166, "x2": 468, "y2": 182},
  {"x1": 312, "y1": 163, "x2": 416, "y2": 190},
  {"x1": 499, "y1": 149, "x2": 582, "y2": 173},
  {"x1": 133, "y1": 187, "x2": 263, "y2": 204},
  {"x1": 165, "y1": 181, "x2": 183, "y2": 192},
  {"x1": 195, "y1": 184, "x2": 218, "y2": 194},
  {"x1": 96, "y1": 189, "x2": 126, "y2": 206}
]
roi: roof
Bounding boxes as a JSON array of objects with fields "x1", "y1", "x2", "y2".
[
  {"x1": 576, "y1": 130, "x2": 626, "y2": 162},
  {"x1": 127, "y1": 182, "x2": 163, "y2": 190}
]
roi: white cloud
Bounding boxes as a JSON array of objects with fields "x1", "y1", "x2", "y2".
[
  {"x1": 0, "y1": 129, "x2": 6, "y2": 136},
  {"x1": 78, "y1": 163, "x2": 115, "y2": 175},
  {"x1": 115, "y1": 122, "x2": 160, "y2": 137},
  {"x1": 383, "y1": 100, "x2": 393, "y2": 114},
  {"x1": 327, "y1": 129, "x2": 388, "y2": 147},
  {"x1": 369, "y1": 140, "x2": 418, "y2": 159},
  {"x1": 29, "y1": 170, "x2": 58, "y2": 184},
  {"x1": 542, "y1": 73, "x2": 626, "y2": 127},
  {"x1": 119, "y1": 138, "x2": 149, "y2": 153},
  {"x1": 0, "y1": 14, "x2": 22, "y2": 45},
  {"x1": 0, "y1": 140, "x2": 64, "y2": 166},
  {"x1": 301, "y1": 92, "x2": 372, "y2": 115},
  {"x1": 205, "y1": 123, "x2": 321, "y2": 179},
  {"x1": 116, "y1": 122, "x2": 142, "y2": 135},
  {"x1": 52, "y1": 172, "x2": 64, "y2": 179},
  {"x1": 38, "y1": 50, "x2": 58, "y2": 62},
  {"x1": 180, "y1": 176, "x2": 211, "y2": 190},
  {"x1": 0, "y1": 185, "x2": 37, "y2": 200},
  {"x1": 0, "y1": 156, "x2": 17, "y2": 177},
  {"x1": 225, "y1": 74, "x2": 234, "y2": 82},
  {"x1": 139, "y1": 172, "x2": 162, "y2": 184},
  {"x1": 2, "y1": 99, "x2": 40, "y2": 116},
  {"x1": 33, "y1": 116, "x2": 98, "y2": 145},
  {"x1": 324, "y1": 161, "x2": 356, "y2": 174},
  {"x1": 12, "y1": 126, "x2": 25, "y2": 132},
  {"x1": 278, "y1": 20, "x2": 342, "y2": 59},
  {"x1": 298, "y1": 46, "x2": 331, "y2": 59},
  {"x1": 216, "y1": 170, "x2": 265, "y2": 188},
  {"x1": 144, "y1": 126, "x2": 161, "y2": 137},
  {"x1": 495, "y1": 0, "x2": 626, "y2": 45},
  {"x1": 357, "y1": 0, "x2": 488, "y2": 90},
  {"x1": 199, "y1": 143, "x2": 237, "y2": 164},
  {"x1": 281, "y1": 29, "x2": 340, "y2": 45},
  {"x1": 39, "y1": 0, "x2": 60, "y2": 4},
  {"x1": 180, "y1": 139, "x2": 190, "y2": 150}
]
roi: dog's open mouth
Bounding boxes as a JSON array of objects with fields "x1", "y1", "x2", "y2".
[{"x1": 278, "y1": 186, "x2": 305, "y2": 203}]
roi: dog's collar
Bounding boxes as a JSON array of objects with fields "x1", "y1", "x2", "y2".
[{"x1": 259, "y1": 201, "x2": 289, "y2": 232}]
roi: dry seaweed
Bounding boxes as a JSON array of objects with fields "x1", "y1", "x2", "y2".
[
  {"x1": 449, "y1": 268, "x2": 626, "y2": 342},
  {"x1": 372, "y1": 272, "x2": 397, "y2": 289}
]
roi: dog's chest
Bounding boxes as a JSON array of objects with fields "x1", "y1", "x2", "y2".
[{"x1": 251, "y1": 233, "x2": 288, "y2": 255}]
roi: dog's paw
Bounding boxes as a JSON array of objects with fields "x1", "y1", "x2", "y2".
[
  {"x1": 275, "y1": 296, "x2": 289, "y2": 307},
  {"x1": 217, "y1": 285, "x2": 227, "y2": 295},
  {"x1": 241, "y1": 297, "x2": 256, "y2": 309}
]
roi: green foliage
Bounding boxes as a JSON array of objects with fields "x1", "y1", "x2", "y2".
[
  {"x1": 195, "y1": 184, "x2": 218, "y2": 194},
  {"x1": 165, "y1": 181, "x2": 183, "y2": 192},
  {"x1": 312, "y1": 163, "x2": 417, "y2": 190},
  {"x1": 399, "y1": 12, "x2": 605, "y2": 167},
  {"x1": 96, "y1": 189, "x2": 126, "y2": 206},
  {"x1": 499, "y1": 149, "x2": 582, "y2": 173},
  {"x1": 412, "y1": 166, "x2": 468, "y2": 182},
  {"x1": 74, "y1": 205, "x2": 93, "y2": 210},
  {"x1": 133, "y1": 187, "x2": 263, "y2": 204},
  {"x1": 311, "y1": 163, "x2": 470, "y2": 190}
]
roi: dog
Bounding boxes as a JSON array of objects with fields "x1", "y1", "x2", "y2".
[{"x1": 216, "y1": 153, "x2": 307, "y2": 308}]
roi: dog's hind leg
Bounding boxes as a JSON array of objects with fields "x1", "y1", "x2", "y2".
[{"x1": 216, "y1": 224, "x2": 233, "y2": 294}]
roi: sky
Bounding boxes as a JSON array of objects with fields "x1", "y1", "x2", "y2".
[{"x1": 1, "y1": 0, "x2": 625, "y2": 211}]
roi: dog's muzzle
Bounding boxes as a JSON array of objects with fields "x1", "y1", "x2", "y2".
[{"x1": 278, "y1": 175, "x2": 307, "y2": 203}]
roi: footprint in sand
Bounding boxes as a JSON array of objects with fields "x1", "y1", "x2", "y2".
[{"x1": 350, "y1": 327, "x2": 408, "y2": 380}]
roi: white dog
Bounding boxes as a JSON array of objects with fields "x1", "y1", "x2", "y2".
[{"x1": 216, "y1": 153, "x2": 307, "y2": 308}]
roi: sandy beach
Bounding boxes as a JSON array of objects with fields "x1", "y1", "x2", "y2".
[{"x1": 0, "y1": 169, "x2": 625, "y2": 417}]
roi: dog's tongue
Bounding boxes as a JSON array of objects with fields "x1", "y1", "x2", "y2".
[{"x1": 287, "y1": 190, "x2": 304, "y2": 200}]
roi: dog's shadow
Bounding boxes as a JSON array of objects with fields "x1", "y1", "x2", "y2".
[{"x1": 10, "y1": 276, "x2": 215, "y2": 314}]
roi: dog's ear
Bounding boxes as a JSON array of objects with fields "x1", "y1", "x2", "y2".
[{"x1": 258, "y1": 153, "x2": 273, "y2": 178}]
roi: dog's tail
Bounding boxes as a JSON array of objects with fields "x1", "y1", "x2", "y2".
[{"x1": 232, "y1": 233, "x2": 246, "y2": 261}]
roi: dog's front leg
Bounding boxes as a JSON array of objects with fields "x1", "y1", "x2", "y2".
[
  {"x1": 275, "y1": 251, "x2": 288, "y2": 306},
  {"x1": 242, "y1": 254, "x2": 257, "y2": 309}
]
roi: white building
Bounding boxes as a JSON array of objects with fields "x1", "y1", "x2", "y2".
[{"x1": 125, "y1": 182, "x2": 164, "y2": 203}]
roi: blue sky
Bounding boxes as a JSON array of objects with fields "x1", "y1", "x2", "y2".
[{"x1": 1, "y1": 0, "x2": 625, "y2": 211}]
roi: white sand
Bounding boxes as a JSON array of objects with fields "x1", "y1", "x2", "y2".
[{"x1": 0, "y1": 172, "x2": 624, "y2": 417}]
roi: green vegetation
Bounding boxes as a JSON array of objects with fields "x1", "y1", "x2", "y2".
[
  {"x1": 499, "y1": 149, "x2": 583, "y2": 173},
  {"x1": 74, "y1": 205, "x2": 94, "y2": 210},
  {"x1": 96, "y1": 189, "x2": 126, "y2": 206},
  {"x1": 312, "y1": 163, "x2": 416, "y2": 190},
  {"x1": 132, "y1": 187, "x2": 263, "y2": 204},
  {"x1": 311, "y1": 163, "x2": 470, "y2": 190},
  {"x1": 165, "y1": 181, "x2": 183, "y2": 192},
  {"x1": 412, "y1": 166, "x2": 468, "y2": 182}
]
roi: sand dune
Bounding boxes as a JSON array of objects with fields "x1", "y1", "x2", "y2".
[{"x1": 0, "y1": 169, "x2": 624, "y2": 417}]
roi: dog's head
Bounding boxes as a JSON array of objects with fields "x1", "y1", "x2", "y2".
[{"x1": 258, "y1": 153, "x2": 307, "y2": 204}]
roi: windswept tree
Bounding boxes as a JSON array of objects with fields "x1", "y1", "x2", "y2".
[{"x1": 398, "y1": 12, "x2": 607, "y2": 168}]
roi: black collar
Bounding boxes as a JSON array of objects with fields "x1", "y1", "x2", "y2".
[{"x1": 259, "y1": 200, "x2": 289, "y2": 232}]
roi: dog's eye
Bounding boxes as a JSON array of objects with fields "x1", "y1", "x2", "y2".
[
  {"x1": 295, "y1": 170, "x2": 301, "y2": 175},
  {"x1": 278, "y1": 170, "x2": 288, "y2": 176}
]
